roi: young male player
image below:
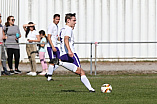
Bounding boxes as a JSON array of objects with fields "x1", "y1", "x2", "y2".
[
  {"x1": 48, "y1": 13, "x2": 95, "y2": 92},
  {"x1": 47, "y1": 14, "x2": 60, "y2": 77}
]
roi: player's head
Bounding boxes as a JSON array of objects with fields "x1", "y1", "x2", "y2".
[
  {"x1": 53, "y1": 14, "x2": 60, "y2": 25},
  {"x1": 65, "y1": 13, "x2": 76, "y2": 28}
]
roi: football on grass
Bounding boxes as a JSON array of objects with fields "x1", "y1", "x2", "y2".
[{"x1": 101, "y1": 84, "x2": 112, "y2": 93}]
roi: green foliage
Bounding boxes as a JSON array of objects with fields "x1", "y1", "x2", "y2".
[{"x1": 0, "y1": 74, "x2": 157, "y2": 104}]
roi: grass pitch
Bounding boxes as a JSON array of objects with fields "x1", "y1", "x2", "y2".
[{"x1": 0, "y1": 74, "x2": 157, "y2": 104}]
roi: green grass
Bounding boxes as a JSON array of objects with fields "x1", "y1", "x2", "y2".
[{"x1": 0, "y1": 74, "x2": 157, "y2": 104}]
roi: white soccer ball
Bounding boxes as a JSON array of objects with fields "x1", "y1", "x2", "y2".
[{"x1": 101, "y1": 84, "x2": 112, "y2": 93}]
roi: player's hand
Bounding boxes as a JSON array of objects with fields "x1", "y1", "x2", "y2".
[
  {"x1": 52, "y1": 47, "x2": 57, "y2": 52},
  {"x1": 68, "y1": 51, "x2": 74, "y2": 57}
]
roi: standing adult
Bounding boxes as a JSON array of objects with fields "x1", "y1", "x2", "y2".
[
  {"x1": 23, "y1": 22, "x2": 40, "y2": 76},
  {"x1": 46, "y1": 14, "x2": 60, "y2": 76},
  {"x1": 0, "y1": 13, "x2": 10, "y2": 75},
  {"x1": 48, "y1": 13, "x2": 95, "y2": 92},
  {"x1": 3, "y1": 16, "x2": 21, "y2": 74}
]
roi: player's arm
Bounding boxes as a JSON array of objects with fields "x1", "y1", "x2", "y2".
[
  {"x1": 64, "y1": 36, "x2": 73, "y2": 57},
  {"x1": 47, "y1": 34, "x2": 57, "y2": 52}
]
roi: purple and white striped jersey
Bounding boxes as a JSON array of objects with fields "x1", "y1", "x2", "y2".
[{"x1": 59, "y1": 25, "x2": 75, "y2": 56}]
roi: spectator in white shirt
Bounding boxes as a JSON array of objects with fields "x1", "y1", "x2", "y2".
[{"x1": 23, "y1": 22, "x2": 40, "y2": 76}]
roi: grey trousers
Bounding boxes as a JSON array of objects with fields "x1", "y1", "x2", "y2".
[{"x1": 0, "y1": 44, "x2": 7, "y2": 71}]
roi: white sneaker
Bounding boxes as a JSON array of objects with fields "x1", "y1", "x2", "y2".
[
  {"x1": 26, "y1": 72, "x2": 37, "y2": 76},
  {"x1": 39, "y1": 71, "x2": 46, "y2": 75},
  {"x1": 31, "y1": 72, "x2": 37, "y2": 76},
  {"x1": 26, "y1": 72, "x2": 33, "y2": 75}
]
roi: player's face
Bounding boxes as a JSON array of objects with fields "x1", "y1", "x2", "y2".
[
  {"x1": 70, "y1": 16, "x2": 76, "y2": 28},
  {"x1": 54, "y1": 16, "x2": 60, "y2": 25}
]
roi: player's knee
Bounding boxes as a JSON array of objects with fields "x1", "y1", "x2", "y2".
[
  {"x1": 80, "y1": 68, "x2": 85, "y2": 75},
  {"x1": 75, "y1": 68, "x2": 85, "y2": 75}
]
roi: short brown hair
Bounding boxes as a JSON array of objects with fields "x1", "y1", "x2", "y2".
[
  {"x1": 53, "y1": 14, "x2": 60, "y2": 19},
  {"x1": 65, "y1": 13, "x2": 76, "y2": 23}
]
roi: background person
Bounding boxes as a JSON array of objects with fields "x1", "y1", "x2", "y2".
[
  {"x1": 3, "y1": 16, "x2": 21, "y2": 74},
  {"x1": 0, "y1": 13, "x2": 10, "y2": 75},
  {"x1": 38, "y1": 30, "x2": 48, "y2": 75},
  {"x1": 23, "y1": 22, "x2": 40, "y2": 76},
  {"x1": 46, "y1": 14, "x2": 60, "y2": 77}
]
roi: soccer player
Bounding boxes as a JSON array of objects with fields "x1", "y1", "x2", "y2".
[
  {"x1": 46, "y1": 14, "x2": 60, "y2": 78},
  {"x1": 48, "y1": 13, "x2": 95, "y2": 92}
]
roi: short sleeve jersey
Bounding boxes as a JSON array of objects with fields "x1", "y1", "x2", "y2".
[
  {"x1": 60, "y1": 25, "x2": 75, "y2": 55},
  {"x1": 39, "y1": 37, "x2": 47, "y2": 52},
  {"x1": 47, "y1": 23, "x2": 58, "y2": 47}
]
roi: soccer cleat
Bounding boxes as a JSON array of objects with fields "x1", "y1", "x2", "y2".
[
  {"x1": 47, "y1": 78, "x2": 54, "y2": 81},
  {"x1": 14, "y1": 69, "x2": 22, "y2": 74},
  {"x1": 89, "y1": 88, "x2": 95, "y2": 93},
  {"x1": 45, "y1": 74, "x2": 54, "y2": 81},
  {"x1": 49, "y1": 58, "x2": 59, "y2": 65},
  {"x1": 89, "y1": 90, "x2": 96, "y2": 93}
]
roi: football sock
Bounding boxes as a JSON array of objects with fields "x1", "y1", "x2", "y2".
[
  {"x1": 59, "y1": 61, "x2": 77, "y2": 72},
  {"x1": 53, "y1": 65, "x2": 59, "y2": 71},
  {"x1": 47, "y1": 64, "x2": 54, "y2": 75},
  {"x1": 81, "y1": 75, "x2": 94, "y2": 91}
]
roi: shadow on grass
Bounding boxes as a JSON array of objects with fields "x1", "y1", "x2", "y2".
[{"x1": 60, "y1": 90, "x2": 87, "y2": 92}]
